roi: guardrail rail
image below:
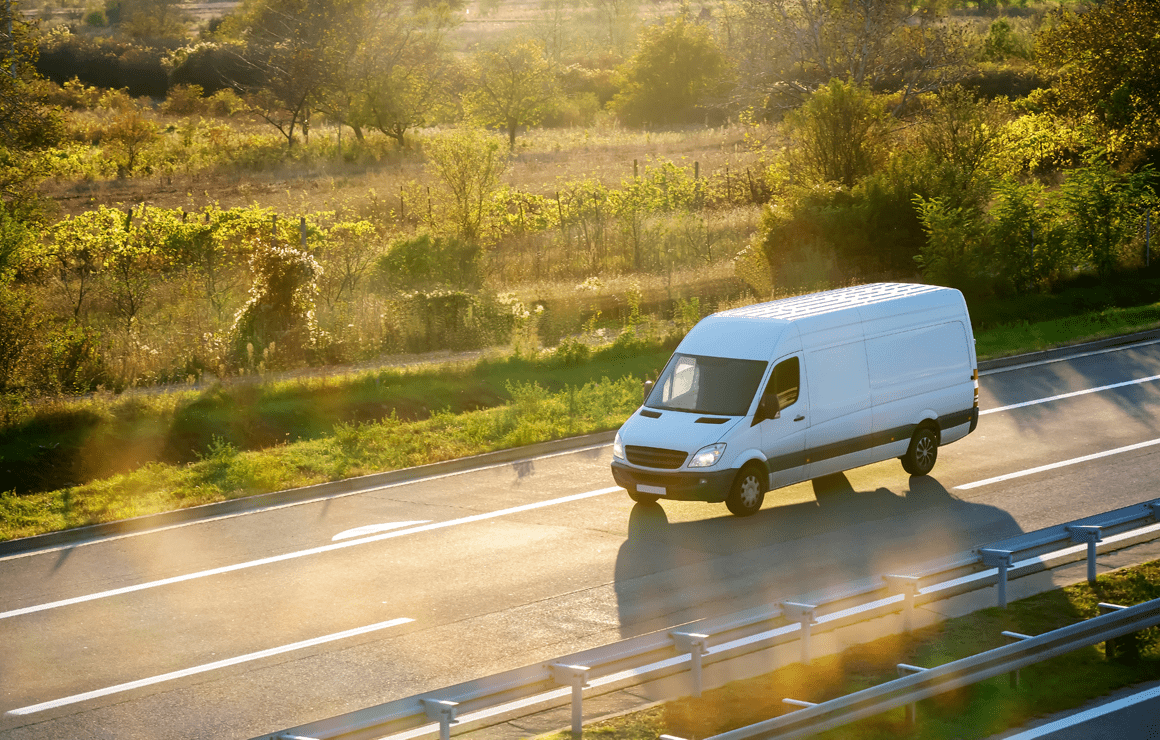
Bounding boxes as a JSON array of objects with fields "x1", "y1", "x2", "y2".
[{"x1": 256, "y1": 499, "x2": 1160, "y2": 740}]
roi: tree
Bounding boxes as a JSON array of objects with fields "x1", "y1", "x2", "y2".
[
  {"x1": 1035, "y1": 0, "x2": 1160, "y2": 157},
  {"x1": 785, "y1": 79, "x2": 892, "y2": 188},
  {"x1": 424, "y1": 129, "x2": 508, "y2": 242},
  {"x1": 733, "y1": 0, "x2": 968, "y2": 114},
  {"x1": 0, "y1": 0, "x2": 64, "y2": 213},
  {"x1": 222, "y1": 0, "x2": 368, "y2": 149},
  {"x1": 585, "y1": 0, "x2": 639, "y2": 56},
  {"x1": 335, "y1": 0, "x2": 454, "y2": 147},
  {"x1": 918, "y1": 84, "x2": 1010, "y2": 210},
  {"x1": 106, "y1": 0, "x2": 189, "y2": 40},
  {"x1": 611, "y1": 18, "x2": 733, "y2": 128},
  {"x1": 463, "y1": 39, "x2": 559, "y2": 151},
  {"x1": 1061, "y1": 156, "x2": 1155, "y2": 280}
]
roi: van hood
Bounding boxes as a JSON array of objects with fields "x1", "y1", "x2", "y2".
[{"x1": 618, "y1": 407, "x2": 743, "y2": 456}]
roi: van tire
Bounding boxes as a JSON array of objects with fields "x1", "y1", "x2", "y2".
[
  {"x1": 628, "y1": 491, "x2": 660, "y2": 505},
  {"x1": 902, "y1": 425, "x2": 939, "y2": 476},
  {"x1": 726, "y1": 464, "x2": 766, "y2": 517}
]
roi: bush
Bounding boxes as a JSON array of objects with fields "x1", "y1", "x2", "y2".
[
  {"x1": 611, "y1": 18, "x2": 733, "y2": 128},
  {"x1": 228, "y1": 240, "x2": 323, "y2": 369},
  {"x1": 373, "y1": 233, "x2": 483, "y2": 292}
]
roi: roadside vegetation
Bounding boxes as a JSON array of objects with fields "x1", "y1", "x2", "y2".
[
  {"x1": 6, "y1": 290, "x2": 1160, "y2": 542},
  {"x1": 543, "y1": 559, "x2": 1160, "y2": 740},
  {"x1": 2, "y1": 0, "x2": 1160, "y2": 535}
]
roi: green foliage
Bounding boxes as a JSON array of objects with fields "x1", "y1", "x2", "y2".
[
  {"x1": 1060, "y1": 156, "x2": 1156, "y2": 280},
  {"x1": 423, "y1": 128, "x2": 509, "y2": 242},
  {"x1": 374, "y1": 232, "x2": 482, "y2": 291},
  {"x1": 981, "y1": 19, "x2": 1030, "y2": 63},
  {"x1": 1035, "y1": 0, "x2": 1160, "y2": 157},
  {"x1": 914, "y1": 195, "x2": 987, "y2": 295},
  {"x1": 463, "y1": 39, "x2": 559, "y2": 150},
  {"x1": 918, "y1": 85, "x2": 1010, "y2": 211},
  {"x1": 0, "y1": 286, "x2": 39, "y2": 392},
  {"x1": 611, "y1": 17, "x2": 733, "y2": 128},
  {"x1": 786, "y1": 80, "x2": 892, "y2": 188}
]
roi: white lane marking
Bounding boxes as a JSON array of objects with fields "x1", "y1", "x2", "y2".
[
  {"x1": 6, "y1": 617, "x2": 413, "y2": 716},
  {"x1": 0, "y1": 488, "x2": 619, "y2": 621},
  {"x1": 980, "y1": 337, "x2": 1160, "y2": 376},
  {"x1": 0, "y1": 441, "x2": 613, "y2": 563},
  {"x1": 332, "y1": 521, "x2": 429, "y2": 541},
  {"x1": 998, "y1": 684, "x2": 1160, "y2": 739},
  {"x1": 982, "y1": 373, "x2": 1160, "y2": 415},
  {"x1": 955, "y1": 438, "x2": 1160, "y2": 490}
]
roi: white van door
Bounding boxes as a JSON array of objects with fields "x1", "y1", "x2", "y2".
[
  {"x1": 758, "y1": 354, "x2": 810, "y2": 490},
  {"x1": 805, "y1": 341, "x2": 873, "y2": 479}
]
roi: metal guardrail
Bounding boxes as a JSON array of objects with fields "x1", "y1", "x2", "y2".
[
  {"x1": 688, "y1": 595, "x2": 1160, "y2": 740},
  {"x1": 255, "y1": 499, "x2": 1160, "y2": 740}
]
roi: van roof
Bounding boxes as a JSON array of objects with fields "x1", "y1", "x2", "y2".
[
  {"x1": 717, "y1": 283, "x2": 951, "y2": 322},
  {"x1": 676, "y1": 283, "x2": 965, "y2": 360}
]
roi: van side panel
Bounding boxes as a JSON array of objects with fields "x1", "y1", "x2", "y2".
[
  {"x1": 804, "y1": 339, "x2": 874, "y2": 478},
  {"x1": 866, "y1": 320, "x2": 975, "y2": 457}
]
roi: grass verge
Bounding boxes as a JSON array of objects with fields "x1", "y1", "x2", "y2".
[
  {"x1": 543, "y1": 560, "x2": 1160, "y2": 740},
  {"x1": 3, "y1": 295, "x2": 1160, "y2": 542}
]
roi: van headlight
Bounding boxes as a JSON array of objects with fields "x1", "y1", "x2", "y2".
[
  {"x1": 688, "y1": 443, "x2": 726, "y2": 468},
  {"x1": 613, "y1": 431, "x2": 625, "y2": 460}
]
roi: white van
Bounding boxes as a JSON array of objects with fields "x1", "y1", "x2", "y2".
[{"x1": 610, "y1": 283, "x2": 979, "y2": 516}]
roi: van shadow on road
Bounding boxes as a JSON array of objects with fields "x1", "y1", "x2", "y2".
[{"x1": 613, "y1": 473, "x2": 1024, "y2": 638}]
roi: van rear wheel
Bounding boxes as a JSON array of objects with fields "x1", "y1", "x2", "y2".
[
  {"x1": 902, "y1": 425, "x2": 939, "y2": 476},
  {"x1": 726, "y1": 464, "x2": 766, "y2": 517}
]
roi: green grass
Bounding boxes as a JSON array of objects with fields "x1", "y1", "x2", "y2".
[
  {"x1": 5, "y1": 288, "x2": 1160, "y2": 542},
  {"x1": 545, "y1": 561, "x2": 1160, "y2": 740},
  {"x1": 974, "y1": 301, "x2": 1160, "y2": 359}
]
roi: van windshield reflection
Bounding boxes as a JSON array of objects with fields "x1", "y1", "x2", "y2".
[{"x1": 646, "y1": 354, "x2": 767, "y2": 416}]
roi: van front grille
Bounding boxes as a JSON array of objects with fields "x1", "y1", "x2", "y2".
[{"x1": 625, "y1": 445, "x2": 687, "y2": 469}]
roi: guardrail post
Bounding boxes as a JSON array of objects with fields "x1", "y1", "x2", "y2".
[
  {"x1": 1067, "y1": 525, "x2": 1103, "y2": 584},
  {"x1": 1098, "y1": 603, "x2": 1137, "y2": 662},
  {"x1": 980, "y1": 549, "x2": 1013, "y2": 608},
  {"x1": 419, "y1": 699, "x2": 459, "y2": 740},
  {"x1": 883, "y1": 575, "x2": 922, "y2": 632},
  {"x1": 548, "y1": 663, "x2": 590, "y2": 738},
  {"x1": 671, "y1": 632, "x2": 709, "y2": 697},
  {"x1": 897, "y1": 664, "x2": 926, "y2": 725},
  {"x1": 1001, "y1": 631, "x2": 1034, "y2": 687},
  {"x1": 781, "y1": 602, "x2": 818, "y2": 664},
  {"x1": 1148, "y1": 501, "x2": 1160, "y2": 521}
]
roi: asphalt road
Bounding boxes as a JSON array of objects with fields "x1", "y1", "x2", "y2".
[{"x1": 5, "y1": 339, "x2": 1160, "y2": 739}]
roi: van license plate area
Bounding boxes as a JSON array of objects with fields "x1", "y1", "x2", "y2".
[{"x1": 638, "y1": 484, "x2": 666, "y2": 496}]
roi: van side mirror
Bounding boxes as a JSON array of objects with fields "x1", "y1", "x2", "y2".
[
  {"x1": 753, "y1": 393, "x2": 780, "y2": 425},
  {"x1": 642, "y1": 379, "x2": 654, "y2": 404}
]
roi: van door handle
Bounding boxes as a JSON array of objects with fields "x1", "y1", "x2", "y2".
[{"x1": 794, "y1": 415, "x2": 805, "y2": 422}]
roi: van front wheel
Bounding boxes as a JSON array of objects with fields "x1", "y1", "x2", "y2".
[
  {"x1": 726, "y1": 464, "x2": 766, "y2": 517},
  {"x1": 628, "y1": 490, "x2": 660, "y2": 505},
  {"x1": 902, "y1": 426, "x2": 939, "y2": 476}
]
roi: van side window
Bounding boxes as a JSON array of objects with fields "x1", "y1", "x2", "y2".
[{"x1": 768, "y1": 356, "x2": 800, "y2": 409}]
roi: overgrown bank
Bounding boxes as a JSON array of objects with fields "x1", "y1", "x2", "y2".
[
  {"x1": 543, "y1": 560, "x2": 1160, "y2": 740},
  {"x1": 5, "y1": 281, "x2": 1160, "y2": 542}
]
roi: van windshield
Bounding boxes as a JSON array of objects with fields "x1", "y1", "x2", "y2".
[{"x1": 646, "y1": 353, "x2": 768, "y2": 416}]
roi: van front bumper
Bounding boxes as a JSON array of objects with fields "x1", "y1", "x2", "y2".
[{"x1": 610, "y1": 461, "x2": 735, "y2": 503}]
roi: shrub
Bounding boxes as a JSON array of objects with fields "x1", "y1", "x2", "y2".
[
  {"x1": 785, "y1": 79, "x2": 892, "y2": 188},
  {"x1": 373, "y1": 233, "x2": 483, "y2": 292},
  {"x1": 228, "y1": 240, "x2": 322, "y2": 369},
  {"x1": 611, "y1": 18, "x2": 733, "y2": 127}
]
